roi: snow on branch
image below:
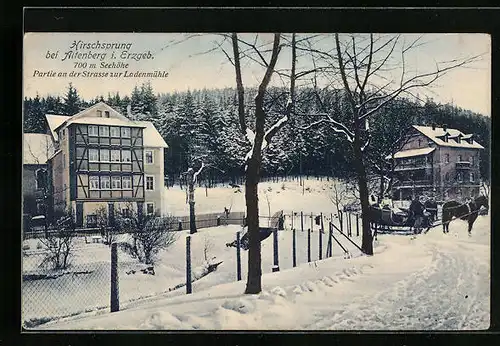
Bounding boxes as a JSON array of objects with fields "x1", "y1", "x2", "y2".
[
  {"x1": 299, "y1": 115, "x2": 354, "y2": 143},
  {"x1": 193, "y1": 163, "x2": 206, "y2": 184}
]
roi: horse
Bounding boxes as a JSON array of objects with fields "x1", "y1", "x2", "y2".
[{"x1": 442, "y1": 195, "x2": 489, "y2": 235}]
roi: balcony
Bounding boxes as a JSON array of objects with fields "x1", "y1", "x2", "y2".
[
  {"x1": 455, "y1": 161, "x2": 472, "y2": 170},
  {"x1": 393, "y1": 179, "x2": 433, "y2": 188},
  {"x1": 394, "y1": 163, "x2": 432, "y2": 172}
]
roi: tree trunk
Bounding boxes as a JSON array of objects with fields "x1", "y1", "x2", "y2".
[
  {"x1": 189, "y1": 201, "x2": 196, "y2": 234},
  {"x1": 244, "y1": 156, "x2": 262, "y2": 294},
  {"x1": 353, "y1": 135, "x2": 373, "y2": 256},
  {"x1": 245, "y1": 104, "x2": 266, "y2": 294}
]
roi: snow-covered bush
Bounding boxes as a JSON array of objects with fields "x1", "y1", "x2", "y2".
[
  {"x1": 38, "y1": 213, "x2": 75, "y2": 270},
  {"x1": 115, "y1": 208, "x2": 178, "y2": 265}
]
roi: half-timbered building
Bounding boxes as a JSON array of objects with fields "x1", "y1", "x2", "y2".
[{"x1": 45, "y1": 102, "x2": 168, "y2": 227}]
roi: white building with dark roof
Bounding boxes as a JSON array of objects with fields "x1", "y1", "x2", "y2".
[
  {"x1": 35, "y1": 102, "x2": 168, "y2": 227},
  {"x1": 389, "y1": 124, "x2": 484, "y2": 202}
]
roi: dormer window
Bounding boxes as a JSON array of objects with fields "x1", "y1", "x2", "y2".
[
  {"x1": 97, "y1": 110, "x2": 102, "y2": 117},
  {"x1": 104, "y1": 111, "x2": 110, "y2": 118}
]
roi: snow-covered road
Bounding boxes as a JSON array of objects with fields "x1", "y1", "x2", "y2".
[
  {"x1": 307, "y1": 237, "x2": 490, "y2": 330},
  {"x1": 38, "y1": 214, "x2": 490, "y2": 330}
]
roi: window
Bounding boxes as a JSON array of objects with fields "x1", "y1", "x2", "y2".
[
  {"x1": 145, "y1": 150, "x2": 154, "y2": 164},
  {"x1": 100, "y1": 176, "x2": 110, "y2": 189},
  {"x1": 444, "y1": 154, "x2": 449, "y2": 164},
  {"x1": 87, "y1": 214, "x2": 97, "y2": 227},
  {"x1": 146, "y1": 176, "x2": 154, "y2": 191},
  {"x1": 418, "y1": 139, "x2": 421, "y2": 147},
  {"x1": 100, "y1": 149, "x2": 110, "y2": 162},
  {"x1": 89, "y1": 176, "x2": 99, "y2": 189},
  {"x1": 121, "y1": 150, "x2": 131, "y2": 162},
  {"x1": 61, "y1": 129, "x2": 66, "y2": 139},
  {"x1": 457, "y1": 172, "x2": 463, "y2": 182},
  {"x1": 470, "y1": 172, "x2": 475, "y2": 183},
  {"x1": 99, "y1": 126, "x2": 109, "y2": 137},
  {"x1": 146, "y1": 202, "x2": 155, "y2": 215},
  {"x1": 111, "y1": 149, "x2": 121, "y2": 162},
  {"x1": 122, "y1": 208, "x2": 131, "y2": 218},
  {"x1": 111, "y1": 176, "x2": 121, "y2": 189},
  {"x1": 110, "y1": 127, "x2": 120, "y2": 137},
  {"x1": 63, "y1": 153, "x2": 66, "y2": 168},
  {"x1": 122, "y1": 176, "x2": 132, "y2": 189},
  {"x1": 471, "y1": 156, "x2": 475, "y2": 165},
  {"x1": 89, "y1": 125, "x2": 98, "y2": 136},
  {"x1": 445, "y1": 172, "x2": 450, "y2": 181},
  {"x1": 458, "y1": 155, "x2": 462, "y2": 162},
  {"x1": 121, "y1": 127, "x2": 131, "y2": 137},
  {"x1": 35, "y1": 169, "x2": 47, "y2": 190},
  {"x1": 89, "y1": 149, "x2": 99, "y2": 162},
  {"x1": 104, "y1": 111, "x2": 110, "y2": 118},
  {"x1": 96, "y1": 110, "x2": 102, "y2": 117}
]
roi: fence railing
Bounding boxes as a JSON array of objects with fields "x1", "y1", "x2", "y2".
[{"x1": 22, "y1": 209, "x2": 373, "y2": 329}]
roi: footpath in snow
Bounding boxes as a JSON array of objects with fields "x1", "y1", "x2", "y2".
[{"x1": 38, "y1": 212, "x2": 490, "y2": 330}]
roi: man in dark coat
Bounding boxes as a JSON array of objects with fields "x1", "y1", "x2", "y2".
[{"x1": 409, "y1": 195, "x2": 426, "y2": 234}]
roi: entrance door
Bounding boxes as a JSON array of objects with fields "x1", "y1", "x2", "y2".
[{"x1": 76, "y1": 202, "x2": 84, "y2": 227}]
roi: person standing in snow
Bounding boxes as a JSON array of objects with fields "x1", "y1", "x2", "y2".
[{"x1": 409, "y1": 195, "x2": 426, "y2": 234}]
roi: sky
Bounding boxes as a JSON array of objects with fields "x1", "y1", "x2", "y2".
[{"x1": 23, "y1": 33, "x2": 491, "y2": 116}]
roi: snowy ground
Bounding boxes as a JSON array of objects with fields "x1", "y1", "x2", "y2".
[
  {"x1": 23, "y1": 179, "x2": 490, "y2": 330},
  {"x1": 35, "y1": 213, "x2": 490, "y2": 330}
]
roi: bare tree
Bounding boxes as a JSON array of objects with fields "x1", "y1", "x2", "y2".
[
  {"x1": 229, "y1": 33, "x2": 297, "y2": 294},
  {"x1": 181, "y1": 162, "x2": 224, "y2": 234},
  {"x1": 116, "y1": 205, "x2": 178, "y2": 265},
  {"x1": 302, "y1": 34, "x2": 480, "y2": 255},
  {"x1": 202, "y1": 235, "x2": 215, "y2": 262},
  {"x1": 38, "y1": 213, "x2": 75, "y2": 270},
  {"x1": 93, "y1": 206, "x2": 117, "y2": 246}
]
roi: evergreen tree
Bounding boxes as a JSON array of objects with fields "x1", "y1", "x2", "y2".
[{"x1": 63, "y1": 83, "x2": 82, "y2": 115}]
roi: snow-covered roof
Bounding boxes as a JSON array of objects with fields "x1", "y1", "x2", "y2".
[
  {"x1": 413, "y1": 125, "x2": 484, "y2": 149},
  {"x1": 24, "y1": 133, "x2": 55, "y2": 165},
  {"x1": 135, "y1": 121, "x2": 169, "y2": 148},
  {"x1": 387, "y1": 147, "x2": 435, "y2": 160},
  {"x1": 64, "y1": 117, "x2": 147, "y2": 128},
  {"x1": 45, "y1": 114, "x2": 70, "y2": 141},
  {"x1": 45, "y1": 103, "x2": 168, "y2": 148}
]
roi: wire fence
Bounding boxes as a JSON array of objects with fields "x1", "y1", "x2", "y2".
[{"x1": 22, "y1": 209, "x2": 366, "y2": 329}]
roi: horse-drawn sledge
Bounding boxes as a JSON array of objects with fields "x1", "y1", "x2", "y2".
[{"x1": 368, "y1": 194, "x2": 488, "y2": 235}]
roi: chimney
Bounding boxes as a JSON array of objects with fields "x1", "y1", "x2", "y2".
[
  {"x1": 443, "y1": 124, "x2": 447, "y2": 132},
  {"x1": 431, "y1": 123, "x2": 436, "y2": 131}
]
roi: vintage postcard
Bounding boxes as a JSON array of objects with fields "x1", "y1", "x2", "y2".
[{"x1": 22, "y1": 31, "x2": 491, "y2": 330}]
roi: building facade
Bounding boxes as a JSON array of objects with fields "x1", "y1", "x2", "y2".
[
  {"x1": 390, "y1": 125, "x2": 484, "y2": 202},
  {"x1": 43, "y1": 102, "x2": 168, "y2": 227},
  {"x1": 23, "y1": 133, "x2": 55, "y2": 218}
]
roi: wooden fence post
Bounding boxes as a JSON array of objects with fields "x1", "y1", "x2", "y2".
[
  {"x1": 307, "y1": 229, "x2": 311, "y2": 262},
  {"x1": 186, "y1": 236, "x2": 192, "y2": 294},
  {"x1": 310, "y1": 212, "x2": 313, "y2": 232},
  {"x1": 236, "y1": 231, "x2": 241, "y2": 281},
  {"x1": 328, "y1": 222, "x2": 333, "y2": 257},
  {"x1": 110, "y1": 242, "x2": 119, "y2": 313},
  {"x1": 292, "y1": 228, "x2": 297, "y2": 267},
  {"x1": 339, "y1": 210, "x2": 343, "y2": 233},
  {"x1": 348, "y1": 212, "x2": 352, "y2": 237},
  {"x1": 319, "y1": 219, "x2": 323, "y2": 260},
  {"x1": 273, "y1": 228, "x2": 279, "y2": 272},
  {"x1": 291, "y1": 211, "x2": 294, "y2": 230},
  {"x1": 356, "y1": 214, "x2": 359, "y2": 237},
  {"x1": 301, "y1": 211, "x2": 304, "y2": 232}
]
